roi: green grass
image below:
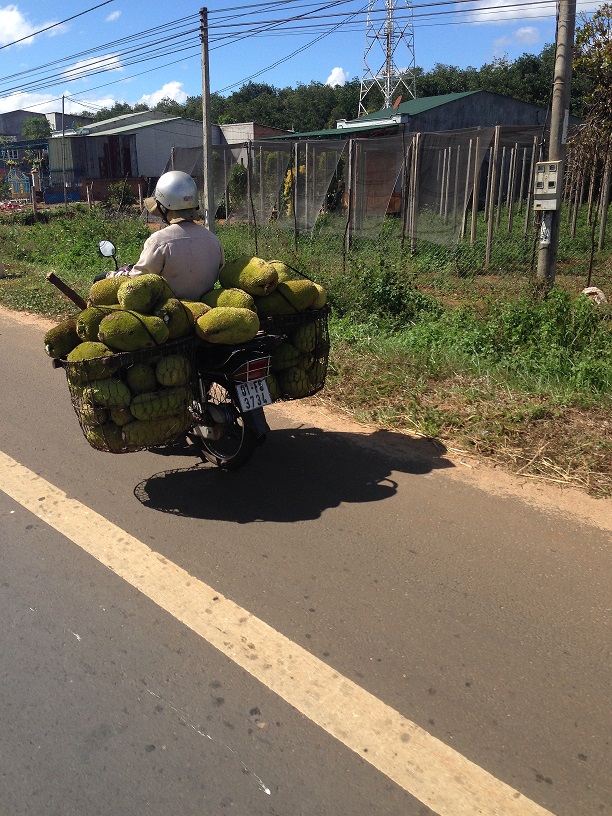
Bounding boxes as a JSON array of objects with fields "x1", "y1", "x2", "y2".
[{"x1": 1, "y1": 205, "x2": 611, "y2": 494}]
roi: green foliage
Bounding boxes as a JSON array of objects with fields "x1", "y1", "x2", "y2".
[
  {"x1": 0, "y1": 208, "x2": 149, "y2": 316},
  {"x1": 21, "y1": 117, "x2": 51, "y2": 140},
  {"x1": 0, "y1": 179, "x2": 11, "y2": 200},
  {"x1": 106, "y1": 182, "x2": 137, "y2": 211}
]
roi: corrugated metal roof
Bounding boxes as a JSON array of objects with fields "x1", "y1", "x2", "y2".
[
  {"x1": 56, "y1": 117, "x2": 194, "y2": 137},
  {"x1": 268, "y1": 120, "x2": 399, "y2": 140},
  {"x1": 355, "y1": 91, "x2": 480, "y2": 121}
]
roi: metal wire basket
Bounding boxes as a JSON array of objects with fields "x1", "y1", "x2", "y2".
[
  {"x1": 259, "y1": 306, "x2": 330, "y2": 401},
  {"x1": 58, "y1": 337, "x2": 197, "y2": 453}
]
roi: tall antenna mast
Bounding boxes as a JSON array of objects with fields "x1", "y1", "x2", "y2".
[{"x1": 358, "y1": 0, "x2": 416, "y2": 116}]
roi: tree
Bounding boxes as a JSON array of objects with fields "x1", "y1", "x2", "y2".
[
  {"x1": 21, "y1": 117, "x2": 51, "y2": 140},
  {"x1": 154, "y1": 97, "x2": 184, "y2": 116},
  {"x1": 574, "y1": 3, "x2": 612, "y2": 140}
]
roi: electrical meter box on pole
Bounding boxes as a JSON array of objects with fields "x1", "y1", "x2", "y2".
[{"x1": 533, "y1": 160, "x2": 563, "y2": 211}]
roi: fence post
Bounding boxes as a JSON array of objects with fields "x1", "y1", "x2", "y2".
[
  {"x1": 485, "y1": 126, "x2": 500, "y2": 267},
  {"x1": 343, "y1": 139, "x2": 355, "y2": 263},
  {"x1": 496, "y1": 144, "x2": 506, "y2": 229},
  {"x1": 461, "y1": 139, "x2": 473, "y2": 240},
  {"x1": 524, "y1": 135, "x2": 539, "y2": 237},
  {"x1": 410, "y1": 132, "x2": 420, "y2": 254},
  {"x1": 517, "y1": 147, "x2": 527, "y2": 215},
  {"x1": 597, "y1": 148, "x2": 611, "y2": 251},
  {"x1": 507, "y1": 143, "x2": 518, "y2": 232},
  {"x1": 400, "y1": 134, "x2": 411, "y2": 249},
  {"x1": 453, "y1": 144, "x2": 461, "y2": 231},
  {"x1": 470, "y1": 135, "x2": 481, "y2": 245}
]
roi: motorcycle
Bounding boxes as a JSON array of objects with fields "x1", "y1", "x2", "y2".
[{"x1": 48, "y1": 241, "x2": 328, "y2": 470}]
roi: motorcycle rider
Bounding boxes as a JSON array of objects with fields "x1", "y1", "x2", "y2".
[{"x1": 104, "y1": 170, "x2": 224, "y2": 300}]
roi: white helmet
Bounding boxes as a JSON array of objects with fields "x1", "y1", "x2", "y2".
[{"x1": 153, "y1": 170, "x2": 199, "y2": 211}]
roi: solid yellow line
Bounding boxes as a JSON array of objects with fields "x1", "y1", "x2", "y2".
[{"x1": 0, "y1": 449, "x2": 555, "y2": 816}]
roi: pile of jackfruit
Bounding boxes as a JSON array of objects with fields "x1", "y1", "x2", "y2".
[
  {"x1": 44, "y1": 257, "x2": 329, "y2": 450},
  {"x1": 215, "y1": 256, "x2": 329, "y2": 400},
  {"x1": 44, "y1": 273, "x2": 199, "y2": 452}
]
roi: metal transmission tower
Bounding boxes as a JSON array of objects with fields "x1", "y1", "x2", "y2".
[{"x1": 358, "y1": 0, "x2": 416, "y2": 116}]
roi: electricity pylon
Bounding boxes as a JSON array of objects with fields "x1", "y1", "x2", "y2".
[{"x1": 358, "y1": 0, "x2": 416, "y2": 116}]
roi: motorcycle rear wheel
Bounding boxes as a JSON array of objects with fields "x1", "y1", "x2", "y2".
[{"x1": 188, "y1": 379, "x2": 258, "y2": 470}]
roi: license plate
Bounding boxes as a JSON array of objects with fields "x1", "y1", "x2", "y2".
[{"x1": 236, "y1": 378, "x2": 272, "y2": 412}]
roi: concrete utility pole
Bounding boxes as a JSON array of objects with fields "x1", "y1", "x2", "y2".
[
  {"x1": 200, "y1": 7, "x2": 215, "y2": 233},
  {"x1": 536, "y1": 0, "x2": 577, "y2": 286}
]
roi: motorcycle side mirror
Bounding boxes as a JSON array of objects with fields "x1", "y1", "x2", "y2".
[
  {"x1": 98, "y1": 240, "x2": 116, "y2": 258},
  {"x1": 98, "y1": 240, "x2": 118, "y2": 270}
]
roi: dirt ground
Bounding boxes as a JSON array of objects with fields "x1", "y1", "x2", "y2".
[{"x1": 11, "y1": 306, "x2": 612, "y2": 536}]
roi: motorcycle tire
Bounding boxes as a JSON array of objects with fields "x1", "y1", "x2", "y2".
[{"x1": 188, "y1": 378, "x2": 259, "y2": 470}]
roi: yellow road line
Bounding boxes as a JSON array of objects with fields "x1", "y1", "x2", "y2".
[{"x1": 0, "y1": 450, "x2": 555, "y2": 816}]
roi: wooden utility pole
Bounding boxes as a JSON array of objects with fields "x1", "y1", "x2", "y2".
[
  {"x1": 200, "y1": 7, "x2": 215, "y2": 233},
  {"x1": 536, "y1": 0, "x2": 576, "y2": 286}
]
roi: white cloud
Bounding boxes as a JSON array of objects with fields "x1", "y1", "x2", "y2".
[
  {"x1": 515, "y1": 26, "x2": 539, "y2": 45},
  {"x1": 0, "y1": 4, "x2": 56, "y2": 46},
  {"x1": 106, "y1": 10, "x2": 121, "y2": 22},
  {"x1": 138, "y1": 81, "x2": 187, "y2": 107},
  {"x1": 62, "y1": 54, "x2": 123, "y2": 81},
  {"x1": 0, "y1": 89, "x2": 128, "y2": 117},
  {"x1": 326, "y1": 67, "x2": 349, "y2": 87},
  {"x1": 466, "y1": 0, "x2": 600, "y2": 25}
]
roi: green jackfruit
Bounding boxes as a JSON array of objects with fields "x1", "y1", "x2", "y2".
[
  {"x1": 88, "y1": 277, "x2": 124, "y2": 306},
  {"x1": 254, "y1": 280, "x2": 318, "y2": 317},
  {"x1": 154, "y1": 298, "x2": 193, "y2": 340},
  {"x1": 79, "y1": 404, "x2": 109, "y2": 426},
  {"x1": 44, "y1": 319, "x2": 81, "y2": 359},
  {"x1": 76, "y1": 305, "x2": 116, "y2": 342},
  {"x1": 309, "y1": 356, "x2": 328, "y2": 386},
  {"x1": 110, "y1": 407, "x2": 134, "y2": 427},
  {"x1": 219, "y1": 256, "x2": 278, "y2": 296},
  {"x1": 271, "y1": 342, "x2": 302, "y2": 371},
  {"x1": 66, "y1": 341, "x2": 118, "y2": 382},
  {"x1": 122, "y1": 413, "x2": 191, "y2": 448},
  {"x1": 195, "y1": 307, "x2": 260, "y2": 345},
  {"x1": 266, "y1": 373, "x2": 282, "y2": 401},
  {"x1": 98, "y1": 310, "x2": 169, "y2": 351},
  {"x1": 269, "y1": 260, "x2": 297, "y2": 283},
  {"x1": 201, "y1": 287, "x2": 256, "y2": 311},
  {"x1": 312, "y1": 282, "x2": 327, "y2": 308},
  {"x1": 279, "y1": 366, "x2": 313, "y2": 398},
  {"x1": 82, "y1": 377, "x2": 132, "y2": 409},
  {"x1": 181, "y1": 300, "x2": 211, "y2": 322},
  {"x1": 292, "y1": 323, "x2": 318, "y2": 353},
  {"x1": 129, "y1": 387, "x2": 189, "y2": 420},
  {"x1": 86, "y1": 422, "x2": 125, "y2": 452},
  {"x1": 155, "y1": 355, "x2": 191, "y2": 387},
  {"x1": 125, "y1": 362, "x2": 158, "y2": 394},
  {"x1": 117, "y1": 274, "x2": 173, "y2": 313}
]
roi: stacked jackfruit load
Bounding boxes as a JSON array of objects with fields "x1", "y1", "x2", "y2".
[
  {"x1": 213, "y1": 256, "x2": 329, "y2": 400},
  {"x1": 44, "y1": 273, "x2": 199, "y2": 452},
  {"x1": 44, "y1": 257, "x2": 329, "y2": 451}
]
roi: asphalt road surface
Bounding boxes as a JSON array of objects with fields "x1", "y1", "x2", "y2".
[{"x1": 1, "y1": 307, "x2": 610, "y2": 816}]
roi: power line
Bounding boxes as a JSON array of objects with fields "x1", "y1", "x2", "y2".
[
  {"x1": 0, "y1": 0, "x2": 117, "y2": 51},
  {"x1": 0, "y1": 0, "x2": 583, "y2": 104}
]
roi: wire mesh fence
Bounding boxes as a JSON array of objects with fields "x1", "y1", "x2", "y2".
[{"x1": 166, "y1": 124, "x2": 611, "y2": 283}]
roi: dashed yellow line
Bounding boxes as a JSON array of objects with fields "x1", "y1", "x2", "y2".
[{"x1": 0, "y1": 449, "x2": 555, "y2": 816}]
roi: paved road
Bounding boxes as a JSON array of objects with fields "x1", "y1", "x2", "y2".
[{"x1": 1, "y1": 308, "x2": 610, "y2": 816}]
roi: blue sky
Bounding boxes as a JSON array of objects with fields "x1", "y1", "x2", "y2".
[{"x1": 0, "y1": 0, "x2": 600, "y2": 118}]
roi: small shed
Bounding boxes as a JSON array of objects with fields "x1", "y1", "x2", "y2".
[{"x1": 47, "y1": 111, "x2": 206, "y2": 189}]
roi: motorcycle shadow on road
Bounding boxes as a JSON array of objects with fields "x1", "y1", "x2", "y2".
[{"x1": 134, "y1": 425, "x2": 454, "y2": 523}]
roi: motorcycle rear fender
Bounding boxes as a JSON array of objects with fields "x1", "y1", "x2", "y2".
[{"x1": 246, "y1": 406, "x2": 270, "y2": 439}]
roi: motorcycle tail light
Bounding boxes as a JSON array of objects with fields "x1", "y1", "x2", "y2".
[{"x1": 232, "y1": 356, "x2": 271, "y2": 382}]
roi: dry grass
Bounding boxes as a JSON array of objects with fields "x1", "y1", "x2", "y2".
[{"x1": 316, "y1": 343, "x2": 612, "y2": 498}]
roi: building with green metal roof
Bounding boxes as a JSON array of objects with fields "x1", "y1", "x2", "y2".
[{"x1": 270, "y1": 90, "x2": 554, "y2": 140}]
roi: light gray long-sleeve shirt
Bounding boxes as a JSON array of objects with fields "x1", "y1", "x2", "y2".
[{"x1": 109, "y1": 221, "x2": 224, "y2": 301}]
